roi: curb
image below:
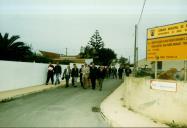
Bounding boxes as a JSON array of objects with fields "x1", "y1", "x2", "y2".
[
  {"x1": 0, "y1": 82, "x2": 65, "y2": 103},
  {"x1": 100, "y1": 111, "x2": 113, "y2": 127}
]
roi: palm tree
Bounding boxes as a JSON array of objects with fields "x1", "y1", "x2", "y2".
[{"x1": 0, "y1": 33, "x2": 33, "y2": 61}]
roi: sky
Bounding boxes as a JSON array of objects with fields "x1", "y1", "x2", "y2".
[{"x1": 0, "y1": 0, "x2": 187, "y2": 62}]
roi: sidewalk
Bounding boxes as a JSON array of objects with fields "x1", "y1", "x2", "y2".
[
  {"x1": 100, "y1": 83, "x2": 168, "y2": 127},
  {"x1": 0, "y1": 80, "x2": 65, "y2": 102}
]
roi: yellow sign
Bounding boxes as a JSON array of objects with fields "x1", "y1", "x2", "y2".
[
  {"x1": 147, "y1": 21, "x2": 187, "y2": 39},
  {"x1": 147, "y1": 34, "x2": 187, "y2": 61}
]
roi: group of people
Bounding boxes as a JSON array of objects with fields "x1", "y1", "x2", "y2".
[
  {"x1": 46, "y1": 62, "x2": 62, "y2": 85},
  {"x1": 63, "y1": 63, "x2": 106, "y2": 91},
  {"x1": 45, "y1": 62, "x2": 132, "y2": 91}
]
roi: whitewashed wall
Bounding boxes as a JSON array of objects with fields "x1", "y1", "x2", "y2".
[{"x1": 0, "y1": 60, "x2": 67, "y2": 92}]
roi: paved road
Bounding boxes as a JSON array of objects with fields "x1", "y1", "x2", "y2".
[{"x1": 0, "y1": 79, "x2": 122, "y2": 127}]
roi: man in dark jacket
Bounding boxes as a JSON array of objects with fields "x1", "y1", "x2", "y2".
[
  {"x1": 54, "y1": 62, "x2": 62, "y2": 85},
  {"x1": 71, "y1": 64, "x2": 79, "y2": 87},
  {"x1": 118, "y1": 65, "x2": 124, "y2": 79},
  {"x1": 79, "y1": 65, "x2": 84, "y2": 88},
  {"x1": 125, "y1": 66, "x2": 132, "y2": 77},
  {"x1": 46, "y1": 62, "x2": 55, "y2": 85},
  {"x1": 97, "y1": 66, "x2": 105, "y2": 91},
  {"x1": 90, "y1": 63, "x2": 98, "y2": 90}
]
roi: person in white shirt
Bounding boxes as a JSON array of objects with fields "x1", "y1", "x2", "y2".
[
  {"x1": 82, "y1": 63, "x2": 90, "y2": 89},
  {"x1": 63, "y1": 65, "x2": 71, "y2": 88}
]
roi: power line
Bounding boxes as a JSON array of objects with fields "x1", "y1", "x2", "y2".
[
  {"x1": 137, "y1": 0, "x2": 147, "y2": 25},
  {"x1": 134, "y1": 0, "x2": 147, "y2": 72}
]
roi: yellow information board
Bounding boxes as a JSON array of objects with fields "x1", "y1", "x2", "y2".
[
  {"x1": 147, "y1": 34, "x2": 187, "y2": 61},
  {"x1": 147, "y1": 21, "x2": 187, "y2": 61},
  {"x1": 147, "y1": 21, "x2": 187, "y2": 39}
]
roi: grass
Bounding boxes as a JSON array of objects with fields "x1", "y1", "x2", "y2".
[
  {"x1": 127, "y1": 106, "x2": 136, "y2": 112},
  {"x1": 166, "y1": 120, "x2": 187, "y2": 128},
  {"x1": 92, "y1": 106, "x2": 101, "y2": 112},
  {"x1": 0, "y1": 97, "x2": 15, "y2": 103}
]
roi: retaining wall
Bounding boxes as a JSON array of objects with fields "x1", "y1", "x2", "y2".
[{"x1": 122, "y1": 77, "x2": 187, "y2": 125}]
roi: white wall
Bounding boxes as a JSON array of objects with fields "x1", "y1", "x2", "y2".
[
  {"x1": 0, "y1": 60, "x2": 67, "y2": 92},
  {"x1": 122, "y1": 77, "x2": 187, "y2": 125}
]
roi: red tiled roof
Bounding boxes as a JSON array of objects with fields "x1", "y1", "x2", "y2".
[{"x1": 40, "y1": 51, "x2": 60, "y2": 59}]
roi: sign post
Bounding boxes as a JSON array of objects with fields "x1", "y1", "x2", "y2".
[
  {"x1": 147, "y1": 21, "x2": 187, "y2": 61},
  {"x1": 147, "y1": 21, "x2": 187, "y2": 81},
  {"x1": 185, "y1": 61, "x2": 187, "y2": 81},
  {"x1": 155, "y1": 61, "x2": 157, "y2": 79}
]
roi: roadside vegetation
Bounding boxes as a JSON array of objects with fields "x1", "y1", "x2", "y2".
[
  {"x1": 0, "y1": 33, "x2": 56, "y2": 63},
  {"x1": 79, "y1": 30, "x2": 117, "y2": 66}
]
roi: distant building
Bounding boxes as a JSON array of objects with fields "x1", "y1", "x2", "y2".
[
  {"x1": 39, "y1": 50, "x2": 85, "y2": 63},
  {"x1": 40, "y1": 51, "x2": 60, "y2": 59},
  {"x1": 54, "y1": 56, "x2": 85, "y2": 63}
]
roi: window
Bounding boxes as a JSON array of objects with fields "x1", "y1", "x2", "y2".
[{"x1": 157, "y1": 61, "x2": 162, "y2": 70}]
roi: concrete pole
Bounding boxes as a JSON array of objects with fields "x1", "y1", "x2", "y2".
[
  {"x1": 136, "y1": 47, "x2": 138, "y2": 68},
  {"x1": 155, "y1": 61, "x2": 157, "y2": 79},
  {"x1": 133, "y1": 24, "x2": 138, "y2": 73},
  {"x1": 66, "y1": 48, "x2": 67, "y2": 56}
]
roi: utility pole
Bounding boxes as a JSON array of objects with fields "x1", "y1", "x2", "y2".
[
  {"x1": 133, "y1": 0, "x2": 146, "y2": 74},
  {"x1": 136, "y1": 47, "x2": 138, "y2": 67},
  {"x1": 133, "y1": 24, "x2": 138, "y2": 73},
  {"x1": 66, "y1": 48, "x2": 67, "y2": 56}
]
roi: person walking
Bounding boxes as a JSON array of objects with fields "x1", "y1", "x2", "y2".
[
  {"x1": 90, "y1": 63, "x2": 98, "y2": 90},
  {"x1": 112, "y1": 66, "x2": 117, "y2": 79},
  {"x1": 108, "y1": 66, "x2": 112, "y2": 78},
  {"x1": 125, "y1": 65, "x2": 132, "y2": 77},
  {"x1": 118, "y1": 65, "x2": 124, "y2": 79},
  {"x1": 63, "y1": 65, "x2": 71, "y2": 88},
  {"x1": 54, "y1": 62, "x2": 62, "y2": 85},
  {"x1": 46, "y1": 62, "x2": 55, "y2": 85},
  {"x1": 82, "y1": 63, "x2": 90, "y2": 89},
  {"x1": 71, "y1": 64, "x2": 79, "y2": 87},
  {"x1": 97, "y1": 66, "x2": 105, "y2": 91},
  {"x1": 79, "y1": 65, "x2": 84, "y2": 88}
]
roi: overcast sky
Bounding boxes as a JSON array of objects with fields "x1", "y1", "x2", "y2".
[{"x1": 0, "y1": 0, "x2": 187, "y2": 62}]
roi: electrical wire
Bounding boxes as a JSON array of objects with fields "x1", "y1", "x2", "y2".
[{"x1": 137, "y1": 0, "x2": 147, "y2": 25}]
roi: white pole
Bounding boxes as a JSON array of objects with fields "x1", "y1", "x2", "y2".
[{"x1": 155, "y1": 61, "x2": 157, "y2": 79}]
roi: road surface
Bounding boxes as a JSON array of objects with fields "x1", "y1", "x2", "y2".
[{"x1": 0, "y1": 79, "x2": 122, "y2": 127}]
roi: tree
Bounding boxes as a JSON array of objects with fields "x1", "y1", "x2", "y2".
[
  {"x1": 79, "y1": 45, "x2": 94, "y2": 59},
  {"x1": 88, "y1": 30, "x2": 104, "y2": 51},
  {"x1": 80, "y1": 30, "x2": 117, "y2": 65},
  {"x1": 0, "y1": 33, "x2": 33, "y2": 61},
  {"x1": 119, "y1": 56, "x2": 129, "y2": 67},
  {"x1": 31, "y1": 52, "x2": 52, "y2": 63},
  {"x1": 96, "y1": 48, "x2": 117, "y2": 66}
]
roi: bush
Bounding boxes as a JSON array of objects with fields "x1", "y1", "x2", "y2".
[
  {"x1": 59, "y1": 60, "x2": 73, "y2": 65},
  {"x1": 135, "y1": 68, "x2": 154, "y2": 78}
]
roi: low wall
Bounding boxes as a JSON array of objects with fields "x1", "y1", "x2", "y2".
[
  {"x1": 122, "y1": 77, "x2": 187, "y2": 125},
  {"x1": 0, "y1": 60, "x2": 67, "y2": 92}
]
